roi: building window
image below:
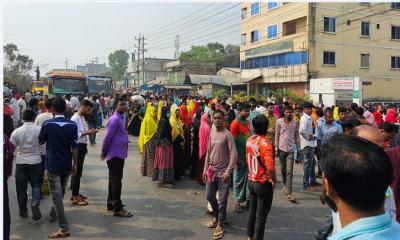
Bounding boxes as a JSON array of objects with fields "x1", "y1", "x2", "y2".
[
  {"x1": 251, "y1": 3, "x2": 260, "y2": 16},
  {"x1": 323, "y1": 51, "x2": 336, "y2": 65},
  {"x1": 267, "y1": 2, "x2": 278, "y2": 10},
  {"x1": 242, "y1": 51, "x2": 308, "y2": 69},
  {"x1": 361, "y1": 22, "x2": 370, "y2": 36},
  {"x1": 391, "y1": 2, "x2": 400, "y2": 9},
  {"x1": 392, "y1": 26, "x2": 400, "y2": 39},
  {"x1": 392, "y1": 56, "x2": 400, "y2": 69},
  {"x1": 267, "y1": 24, "x2": 278, "y2": 39},
  {"x1": 241, "y1": 33, "x2": 247, "y2": 45},
  {"x1": 323, "y1": 17, "x2": 336, "y2": 33},
  {"x1": 241, "y1": 8, "x2": 247, "y2": 19},
  {"x1": 360, "y1": 54, "x2": 370, "y2": 68},
  {"x1": 360, "y1": 2, "x2": 370, "y2": 6},
  {"x1": 251, "y1": 30, "x2": 259, "y2": 43}
]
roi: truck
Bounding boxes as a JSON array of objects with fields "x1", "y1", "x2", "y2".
[
  {"x1": 86, "y1": 75, "x2": 113, "y2": 95},
  {"x1": 31, "y1": 80, "x2": 49, "y2": 95},
  {"x1": 46, "y1": 69, "x2": 87, "y2": 97}
]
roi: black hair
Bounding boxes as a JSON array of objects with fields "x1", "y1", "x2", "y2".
[
  {"x1": 379, "y1": 122, "x2": 399, "y2": 133},
  {"x1": 232, "y1": 103, "x2": 237, "y2": 109},
  {"x1": 224, "y1": 104, "x2": 231, "y2": 112},
  {"x1": 238, "y1": 102, "x2": 251, "y2": 111},
  {"x1": 266, "y1": 102, "x2": 274, "y2": 107},
  {"x1": 213, "y1": 109, "x2": 225, "y2": 117},
  {"x1": 343, "y1": 118, "x2": 361, "y2": 131},
  {"x1": 283, "y1": 106, "x2": 293, "y2": 112},
  {"x1": 350, "y1": 103, "x2": 358, "y2": 111},
  {"x1": 44, "y1": 99, "x2": 52, "y2": 109},
  {"x1": 324, "y1": 110, "x2": 333, "y2": 116},
  {"x1": 339, "y1": 107, "x2": 347, "y2": 113},
  {"x1": 81, "y1": 99, "x2": 93, "y2": 108},
  {"x1": 321, "y1": 135, "x2": 393, "y2": 212},
  {"x1": 354, "y1": 107, "x2": 364, "y2": 116},
  {"x1": 252, "y1": 114, "x2": 269, "y2": 135},
  {"x1": 52, "y1": 98, "x2": 66, "y2": 114},
  {"x1": 22, "y1": 109, "x2": 36, "y2": 122},
  {"x1": 29, "y1": 98, "x2": 39, "y2": 108},
  {"x1": 316, "y1": 108, "x2": 324, "y2": 117},
  {"x1": 113, "y1": 97, "x2": 125, "y2": 109},
  {"x1": 161, "y1": 106, "x2": 169, "y2": 119},
  {"x1": 302, "y1": 101, "x2": 313, "y2": 109}
]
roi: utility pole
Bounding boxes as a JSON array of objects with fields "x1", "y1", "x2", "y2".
[
  {"x1": 64, "y1": 59, "x2": 69, "y2": 69},
  {"x1": 141, "y1": 35, "x2": 146, "y2": 85},
  {"x1": 135, "y1": 34, "x2": 141, "y2": 86},
  {"x1": 174, "y1": 34, "x2": 180, "y2": 59}
]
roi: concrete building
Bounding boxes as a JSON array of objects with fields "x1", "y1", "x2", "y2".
[
  {"x1": 76, "y1": 63, "x2": 110, "y2": 76},
  {"x1": 128, "y1": 57, "x2": 175, "y2": 86},
  {"x1": 164, "y1": 60, "x2": 217, "y2": 85},
  {"x1": 240, "y1": 2, "x2": 400, "y2": 101},
  {"x1": 217, "y1": 67, "x2": 247, "y2": 95}
]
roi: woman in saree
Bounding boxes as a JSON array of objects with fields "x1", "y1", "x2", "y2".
[
  {"x1": 170, "y1": 106, "x2": 185, "y2": 180},
  {"x1": 153, "y1": 106, "x2": 175, "y2": 187},
  {"x1": 139, "y1": 103, "x2": 158, "y2": 177},
  {"x1": 196, "y1": 112, "x2": 211, "y2": 185},
  {"x1": 180, "y1": 104, "x2": 192, "y2": 172},
  {"x1": 189, "y1": 107, "x2": 203, "y2": 180}
]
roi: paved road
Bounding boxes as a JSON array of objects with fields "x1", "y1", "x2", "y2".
[{"x1": 9, "y1": 127, "x2": 329, "y2": 240}]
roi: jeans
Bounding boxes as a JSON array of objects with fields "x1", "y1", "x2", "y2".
[
  {"x1": 15, "y1": 163, "x2": 43, "y2": 211},
  {"x1": 246, "y1": 181, "x2": 274, "y2": 240},
  {"x1": 47, "y1": 171, "x2": 70, "y2": 231},
  {"x1": 303, "y1": 146, "x2": 316, "y2": 188},
  {"x1": 97, "y1": 112, "x2": 103, "y2": 128},
  {"x1": 278, "y1": 151, "x2": 294, "y2": 194},
  {"x1": 88, "y1": 123, "x2": 96, "y2": 145},
  {"x1": 107, "y1": 157, "x2": 125, "y2": 212},
  {"x1": 71, "y1": 144, "x2": 87, "y2": 196},
  {"x1": 206, "y1": 177, "x2": 231, "y2": 224}
]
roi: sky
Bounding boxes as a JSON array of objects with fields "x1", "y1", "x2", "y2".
[{"x1": 3, "y1": 1, "x2": 240, "y2": 75}]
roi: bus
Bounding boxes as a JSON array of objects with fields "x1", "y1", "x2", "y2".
[
  {"x1": 46, "y1": 69, "x2": 86, "y2": 96},
  {"x1": 86, "y1": 75, "x2": 113, "y2": 95},
  {"x1": 31, "y1": 80, "x2": 48, "y2": 95}
]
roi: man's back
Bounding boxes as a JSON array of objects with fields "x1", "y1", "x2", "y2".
[
  {"x1": 39, "y1": 116, "x2": 77, "y2": 173},
  {"x1": 10, "y1": 122, "x2": 41, "y2": 165}
]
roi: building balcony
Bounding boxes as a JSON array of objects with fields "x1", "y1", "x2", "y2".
[{"x1": 241, "y1": 63, "x2": 308, "y2": 84}]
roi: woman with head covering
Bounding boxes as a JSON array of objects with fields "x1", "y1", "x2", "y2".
[
  {"x1": 157, "y1": 100, "x2": 164, "y2": 122},
  {"x1": 170, "y1": 106, "x2": 185, "y2": 180},
  {"x1": 139, "y1": 103, "x2": 158, "y2": 177},
  {"x1": 189, "y1": 107, "x2": 204, "y2": 180},
  {"x1": 180, "y1": 104, "x2": 192, "y2": 172},
  {"x1": 10, "y1": 97, "x2": 21, "y2": 129},
  {"x1": 3, "y1": 98, "x2": 14, "y2": 138},
  {"x1": 273, "y1": 105, "x2": 281, "y2": 118},
  {"x1": 153, "y1": 106, "x2": 174, "y2": 187},
  {"x1": 196, "y1": 112, "x2": 211, "y2": 185}
]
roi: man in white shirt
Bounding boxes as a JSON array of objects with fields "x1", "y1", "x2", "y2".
[
  {"x1": 25, "y1": 91, "x2": 32, "y2": 104},
  {"x1": 69, "y1": 100, "x2": 97, "y2": 206},
  {"x1": 299, "y1": 102, "x2": 319, "y2": 192},
  {"x1": 70, "y1": 95, "x2": 80, "y2": 113},
  {"x1": 17, "y1": 95, "x2": 27, "y2": 112},
  {"x1": 10, "y1": 109, "x2": 43, "y2": 221}
]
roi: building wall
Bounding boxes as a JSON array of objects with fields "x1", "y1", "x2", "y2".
[
  {"x1": 217, "y1": 68, "x2": 241, "y2": 84},
  {"x1": 130, "y1": 58, "x2": 175, "y2": 85},
  {"x1": 310, "y1": 2, "x2": 400, "y2": 100}
]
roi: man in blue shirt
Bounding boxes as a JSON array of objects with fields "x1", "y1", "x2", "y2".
[
  {"x1": 39, "y1": 98, "x2": 78, "y2": 239},
  {"x1": 316, "y1": 110, "x2": 343, "y2": 147},
  {"x1": 320, "y1": 136, "x2": 400, "y2": 240}
]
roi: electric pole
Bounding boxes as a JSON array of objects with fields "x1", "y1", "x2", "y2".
[
  {"x1": 142, "y1": 34, "x2": 146, "y2": 86},
  {"x1": 135, "y1": 34, "x2": 141, "y2": 86},
  {"x1": 64, "y1": 59, "x2": 69, "y2": 69},
  {"x1": 174, "y1": 34, "x2": 180, "y2": 59}
]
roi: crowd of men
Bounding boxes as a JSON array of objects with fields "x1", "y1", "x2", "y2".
[{"x1": 3, "y1": 88, "x2": 400, "y2": 239}]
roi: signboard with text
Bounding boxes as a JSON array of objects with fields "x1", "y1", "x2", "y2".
[{"x1": 331, "y1": 77, "x2": 354, "y2": 90}]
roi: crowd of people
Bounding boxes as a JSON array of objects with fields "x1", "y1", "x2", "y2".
[{"x1": 3, "y1": 88, "x2": 400, "y2": 239}]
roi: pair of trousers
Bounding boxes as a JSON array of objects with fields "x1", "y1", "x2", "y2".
[
  {"x1": 47, "y1": 171, "x2": 70, "y2": 231},
  {"x1": 4, "y1": 181, "x2": 10, "y2": 240},
  {"x1": 233, "y1": 163, "x2": 250, "y2": 203},
  {"x1": 71, "y1": 144, "x2": 87, "y2": 196},
  {"x1": 97, "y1": 113, "x2": 103, "y2": 128},
  {"x1": 107, "y1": 157, "x2": 125, "y2": 212},
  {"x1": 246, "y1": 181, "x2": 274, "y2": 240},
  {"x1": 302, "y1": 146, "x2": 316, "y2": 187},
  {"x1": 206, "y1": 177, "x2": 231, "y2": 224},
  {"x1": 278, "y1": 151, "x2": 294, "y2": 194},
  {"x1": 88, "y1": 123, "x2": 96, "y2": 145},
  {"x1": 15, "y1": 163, "x2": 43, "y2": 210}
]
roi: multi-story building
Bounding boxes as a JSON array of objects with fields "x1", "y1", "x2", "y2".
[
  {"x1": 240, "y1": 2, "x2": 400, "y2": 101},
  {"x1": 76, "y1": 63, "x2": 110, "y2": 76},
  {"x1": 163, "y1": 60, "x2": 217, "y2": 85},
  {"x1": 128, "y1": 57, "x2": 175, "y2": 86}
]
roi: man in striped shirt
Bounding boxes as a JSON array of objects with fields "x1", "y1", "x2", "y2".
[{"x1": 275, "y1": 106, "x2": 300, "y2": 202}]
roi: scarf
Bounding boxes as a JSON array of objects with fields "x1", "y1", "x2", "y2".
[
  {"x1": 138, "y1": 103, "x2": 158, "y2": 153},
  {"x1": 273, "y1": 105, "x2": 281, "y2": 118},
  {"x1": 199, "y1": 112, "x2": 211, "y2": 159},
  {"x1": 170, "y1": 106, "x2": 184, "y2": 141},
  {"x1": 157, "y1": 100, "x2": 164, "y2": 122},
  {"x1": 180, "y1": 104, "x2": 191, "y2": 126},
  {"x1": 187, "y1": 100, "x2": 195, "y2": 117},
  {"x1": 333, "y1": 107, "x2": 339, "y2": 121},
  {"x1": 3, "y1": 104, "x2": 13, "y2": 116}
]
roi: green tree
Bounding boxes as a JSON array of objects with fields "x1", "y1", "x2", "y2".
[
  {"x1": 108, "y1": 49, "x2": 129, "y2": 83},
  {"x1": 3, "y1": 43, "x2": 34, "y2": 90}
]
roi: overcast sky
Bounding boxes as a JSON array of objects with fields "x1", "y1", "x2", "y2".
[{"x1": 3, "y1": 1, "x2": 240, "y2": 75}]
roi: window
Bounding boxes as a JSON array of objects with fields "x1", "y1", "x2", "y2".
[
  {"x1": 251, "y1": 3, "x2": 260, "y2": 16},
  {"x1": 241, "y1": 33, "x2": 247, "y2": 45},
  {"x1": 392, "y1": 2, "x2": 400, "y2": 9},
  {"x1": 251, "y1": 30, "x2": 259, "y2": 43},
  {"x1": 267, "y1": 2, "x2": 278, "y2": 10},
  {"x1": 323, "y1": 51, "x2": 336, "y2": 65},
  {"x1": 392, "y1": 57, "x2": 400, "y2": 69},
  {"x1": 323, "y1": 17, "x2": 336, "y2": 33},
  {"x1": 242, "y1": 51, "x2": 308, "y2": 69},
  {"x1": 241, "y1": 8, "x2": 247, "y2": 19},
  {"x1": 361, "y1": 21, "x2": 370, "y2": 36},
  {"x1": 392, "y1": 26, "x2": 400, "y2": 39},
  {"x1": 267, "y1": 24, "x2": 278, "y2": 39},
  {"x1": 360, "y1": 54, "x2": 370, "y2": 68}
]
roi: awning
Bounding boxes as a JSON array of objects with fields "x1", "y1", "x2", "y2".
[
  {"x1": 164, "y1": 85, "x2": 193, "y2": 90},
  {"x1": 242, "y1": 74, "x2": 262, "y2": 83}
]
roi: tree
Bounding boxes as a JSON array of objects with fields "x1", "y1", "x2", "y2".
[
  {"x1": 108, "y1": 49, "x2": 129, "y2": 83},
  {"x1": 179, "y1": 42, "x2": 240, "y2": 70}
]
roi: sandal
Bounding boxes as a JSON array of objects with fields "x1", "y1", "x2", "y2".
[
  {"x1": 79, "y1": 194, "x2": 87, "y2": 199},
  {"x1": 286, "y1": 194, "x2": 297, "y2": 203},
  {"x1": 207, "y1": 218, "x2": 218, "y2": 228},
  {"x1": 282, "y1": 187, "x2": 289, "y2": 196},
  {"x1": 72, "y1": 197, "x2": 88, "y2": 206},
  {"x1": 213, "y1": 226, "x2": 224, "y2": 239},
  {"x1": 113, "y1": 208, "x2": 133, "y2": 217},
  {"x1": 304, "y1": 186, "x2": 319, "y2": 193},
  {"x1": 48, "y1": 228, "x2": 70, "y2": 239}
]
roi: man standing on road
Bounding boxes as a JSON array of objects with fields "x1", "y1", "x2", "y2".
[
  {"x1": 70, "y1": 94, "x2": 80, "y2": 113},
  {"x1": 300, "y1": 102, "x2": 319, "y2": 192},
  {"x1": 101, "y1": 98, "x2": 133, "y2": 217},
  {"x1": 39, "y1": 98, "x2": 78, "y2": 239},
  {"x1": 10, "y1": 109, "x2": 43, "y2": 221},
  {"x1": 70, "y1": 100, "x2": 97, "y2": 206},
  {"x1": 203, "y1": 110, "x2": 238, "y2": 240},
  {"x1": 275, "y1": 106, "x2": 300, "y2": 202}
]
